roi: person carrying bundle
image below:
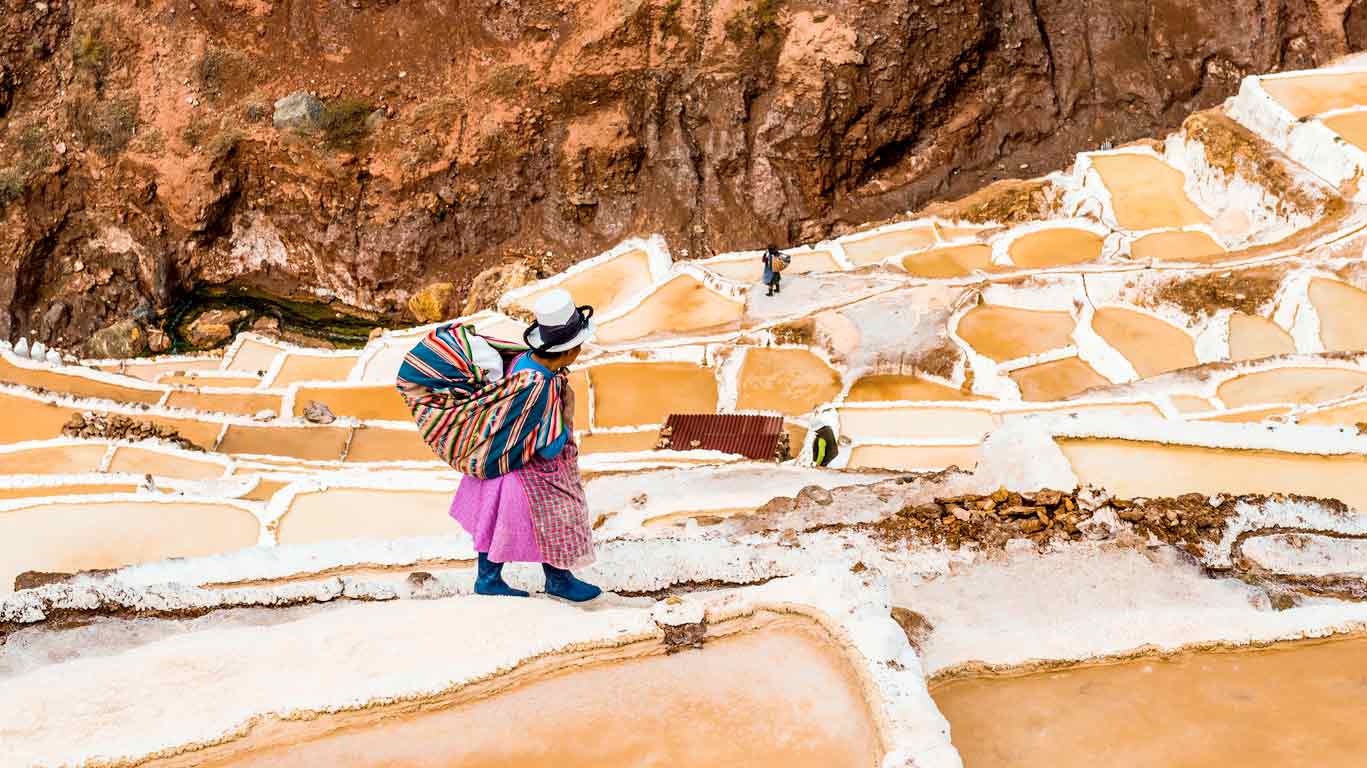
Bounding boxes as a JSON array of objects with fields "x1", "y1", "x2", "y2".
[
  {"x1": 762, "y1": 244, "x2": 790, "y2": 296},
  {"x1": 395, "y1": 288, "x2": 601, "y2": 602}
]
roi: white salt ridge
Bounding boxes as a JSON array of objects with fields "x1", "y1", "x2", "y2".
[
  {"x1": 893, "y1": 541, "x2": 1367, "y2": 676},
  {"x1": 1241, "y1": 532, "x2": 1367, "y2": 577}
]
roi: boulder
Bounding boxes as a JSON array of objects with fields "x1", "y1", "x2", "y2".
[
  {"x1": 272, "y1": 91, "x2": 324, "y2": 131},
  {"x1": 85, "y1": 320, "x2": 149, "y2": 359},
  {"x1": 185, "y1": 309, "x2": 244, "y2": 348},
  {"x1": 251, "y1": 315, "x2": 281, "y2": 336},
  {"x1": 462, "y1": 262, "x2": 534, "y2": 316},
  {"x1": 147, "y1": 328, "x2": 171, "y2": 353},
  {"x1": 302, "y1": 400, "x2": 336, "y2": 424},
  {"x1": 407, "y1": 282, "x2": 458, "y2": 324}
]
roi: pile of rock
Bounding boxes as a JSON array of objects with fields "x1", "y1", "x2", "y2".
[
  {"x1": 62, "y1": 412, "x2": 205, "y2": 452},
  {"x1": 877, "y1": 486, "x2": 1121, "y2": 550},
  {"x1": 873, "y1": 485, "x2": 1240, "y2": 553}
]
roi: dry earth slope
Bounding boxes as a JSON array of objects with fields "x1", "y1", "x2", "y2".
[{"x1": 1, "y1": 0, "x2": 1363, "y2": 348}]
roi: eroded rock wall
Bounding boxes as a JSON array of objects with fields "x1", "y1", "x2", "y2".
[{"x1": 0, "y1": 0, "x2": 1359, "y2": 347}]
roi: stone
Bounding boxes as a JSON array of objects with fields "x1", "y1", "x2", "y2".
[
  {"x1": 777, "y1": 528, "x2": 800, "y2": 548},
  {"x1": 12, "y1": 337, "x2": 27, "y2": 357},
  {"x1": 302, "y1": 400, "x2": 336, "y2": 424},
  {"x1": 185, "y1": 309, "x2": 244, "y2": 348},
  {"x1": 45, "y1": 349, "x2": 62, "y2": 365},
  {"x1": 147, "y1": 328, "x2": 171, "y2": 353},
  {"x1": 41, "y1": 302, "x2": 68, "y2": 336},
  {"x1": 796, "y1": 485, "x2": 834, "y2": 506},
  {"x1": 1002, "y1": 505, "x2": 1042, "y2": 518},
  {"x1": 272, "y1": 91, "x2": 325, "y2": 131},
  {"x1": 29, "y1": 341, "x2": 46, "y2": 360},
  {"x1": 462, "y1": 262, "x2": 533, "y2": 316},
  {"x1": 253, "y1": 409, "x2": 277, "y2": 421},
  {"x1": 407, "y1": 282, "x2": 457, "y2": 324},
  {"x1": 1035, "y1": 489, "x2": 1063, "y2": 506},
  {"x1": 251, "y1": 316, "x2": 281, "y2": 336}
]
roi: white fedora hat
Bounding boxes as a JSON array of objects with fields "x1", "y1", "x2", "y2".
[{"x1": 524, "y1": 288, "x2": 596, "y2": 353}]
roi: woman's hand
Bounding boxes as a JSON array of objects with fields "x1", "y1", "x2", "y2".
[{"x1": 560, "y1": 379, "x2": 576, "y2": 433}]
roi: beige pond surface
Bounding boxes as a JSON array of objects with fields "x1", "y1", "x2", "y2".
[
  {"x1": 842, "y1": 225, "x2": 938, "y2": 266},
  {"x1": 269, "y1": 355, "x2": 360, "y2": 387},
  {"x1": 217, "y1": 425, "x2": 351, "y2": 461},
  {"x1": 1170, "y1": 394, "x2": 1216, "y2": 413},
  {"x1": 276, "y1": 489, "x2": 455, "y2": 545},
  {"x1": 735, "y1": 348, "x2": 842, "y2": 417},
  {"x1": 957, "y1": 305, "x2": 1076, "y2": 363},
  {"x1": 847, "y1": 375, "x2": 985, "y2": 402},
  {"x1": 223, "y1": 339, "x2": 284, "y2": 373},
  {"x1": 1088, "y1": 154, "x2": 1210, "y2": 230},
  {"x1": 1129, "y1": 230, "x2": 1226, "y2": 262},
  {"x1": 0, "y1": 395, "x2": 82, "y2": 445},
  {"x1": 1091, "y1": 307, "x2": 1197, "y2": 378},
  {"x1": 1009, "y1": 358, "x2": 1109, "y2": 401},
  {"x1": 1228, "y1": 313, "x2": 1295, "y2": 362},
  {"x1": 578, "y1": 430, "x2": 661, "y2": 454},
  {"x1": 97, "y1": 358, "x2": 223, "y2": 382},
  {"x1": 847, "y1": 444, "x2": 981, "y2": 471},
  {"x1": 840, "y1": 407, "x2": 995, "y2": 442},
  {"x1": 510, "y1": 249, "x2": 655, "y2": 317},
  {"x1": 1261, "y1": 71, "x2": 1367, "y2": 117},
  {"x1": 934, "y1": 635, "x2": 1367, "y2": 768},
  {"x1": 1007, "y1": 228, "x2": 1103, "y2": 269},
  {"x1": 0, "y1": 482, "x2": 139, "y2": 500},
  {"x1": 164, "y1": 390, "x2": 284, "y2": 417},
  {"x1": 292, "y1": 385, "x2": 410, "y2": 421},
  {"x1": 595, "y1": 275, "x2": 745, "y2": 345},
  {"x1": 157, "y1": 374, "x2": 262, "y2": 388},
  {"x1": 707, "y1": 251, "x2": 841, "y2": 281},
  {"x1": 900, "y1": 244, "x2": 993, "y2": 278},
  {"x1": 0, "y1": 356, "x2": 164, "y2": 405},
  {"x1": 1198, "y1": 406, "x2": 1292, "y2": 423},
  {"x1": 0, "y1": 443, "x2": 108, "y2": 474},
  {"x1": 0, "y1": 500, "x2": 258, "y2": 594},
  {"x1": 1322, "y1": 109, "x2": 1367, "y2": 151},
  {"x1": 166, "y1": 619, "x2": 880, "y2": 768},
  {"x1": 1060, "y1": 438, "x2": 1367, "y2": 511},
  {"x1": 342, "y1": 427, "x2": 437, "y2": 463},
  {"x1": 107, "y1": 445, "x2": 227, "y2": 481},
  {"x1": 588, "y1": 362, "x2": 718, "y2": 428},
  {"x1": 1307, "y1": 278, "x2": 1367, "y2": 352},
  {"x1": 1299, "y1": 400, "x2": 1367, "y2": 427},
  {"x1": 1217, "y1": 367, "x2": 1367, "y2": 408}
]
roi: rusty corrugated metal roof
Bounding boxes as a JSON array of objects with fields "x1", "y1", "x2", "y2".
[{"x1": 660, "y1": 413, "x2": 786, "y2": 461}]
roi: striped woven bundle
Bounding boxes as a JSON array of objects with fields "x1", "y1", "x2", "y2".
[{"x1": 395, "y1": 324, "x2": 565, "y2": 479}]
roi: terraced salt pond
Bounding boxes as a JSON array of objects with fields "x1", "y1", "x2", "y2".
[
  {"x1": 63, "y1": 614, "x2": 882, "y2": 768},
  {"x1": 934, "y1": 636, "x2": 1367, "y2": 767}
]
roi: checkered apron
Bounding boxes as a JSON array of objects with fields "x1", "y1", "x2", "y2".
[{"x1": 517, "y1": 441, "x2": 595, "y2": 569}]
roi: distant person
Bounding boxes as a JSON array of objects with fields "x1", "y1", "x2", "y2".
[
  {"x1": 809, "y1": 406, "x2": 839, "y2": 467},
  {"x1": 396, "y1": 288, "x2": 601, "y2": 602},
  {"x1": 762, "y1": 244, "x2": 790, "y2": 296}
]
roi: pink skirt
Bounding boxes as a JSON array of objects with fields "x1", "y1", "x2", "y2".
[{"x1": 450, "y1": 443, "x2": 595, "y2": 569}]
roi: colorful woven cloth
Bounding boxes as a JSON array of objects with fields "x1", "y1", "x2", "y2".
[{"x1": 396, "y1": 324, "x2": 566, "y2": 479}]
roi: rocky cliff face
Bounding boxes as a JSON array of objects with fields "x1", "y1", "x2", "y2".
[{"x1": 1, "y1": 0, "x2": 1362, "y2": 350}]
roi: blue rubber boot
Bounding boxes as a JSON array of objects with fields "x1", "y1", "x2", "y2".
[
  {"x1": 542, "y1": 564, "x2": 602, "y2": 603},
  {"x1": 475, "y1": 553, "x2": 529, "y2": 597}
]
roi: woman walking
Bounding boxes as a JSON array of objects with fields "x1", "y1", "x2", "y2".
[
  {"x1": 761, "y1": 244, "x2": 790, "y2": 296},
  {"x1": 396, "y1": 289, "x2": 601, "y2": 602}
]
